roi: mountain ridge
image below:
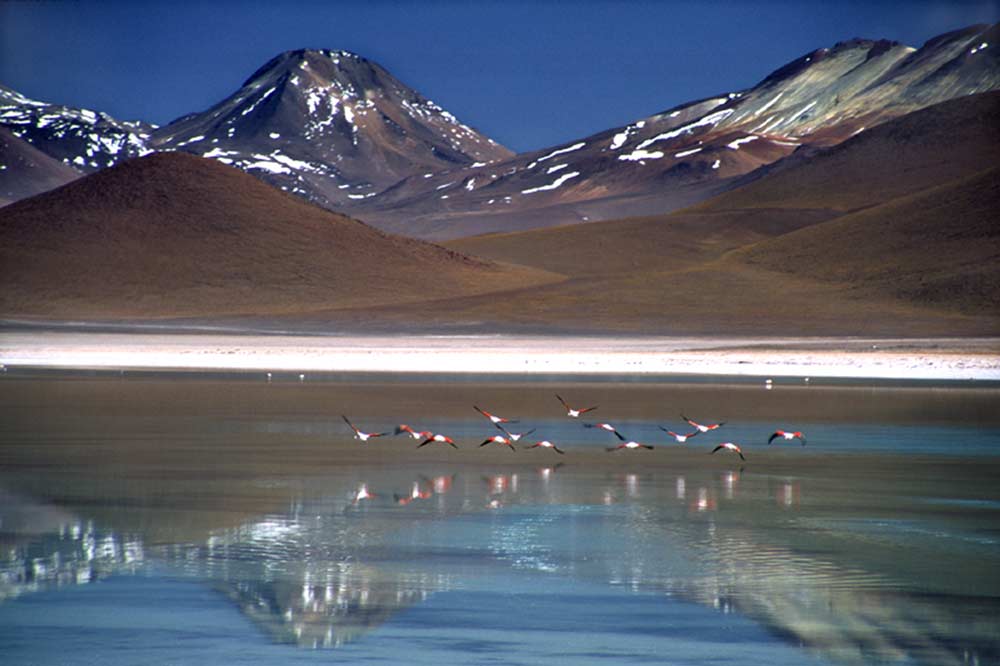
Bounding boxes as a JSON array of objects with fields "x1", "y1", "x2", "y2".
[{"x1": 0, "y1": 23, "x2": 997, "y2": 243}]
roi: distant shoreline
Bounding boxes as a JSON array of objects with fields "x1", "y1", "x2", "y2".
[{"x1": 1, "y1": 331, "x2": 998, "y2": 381}]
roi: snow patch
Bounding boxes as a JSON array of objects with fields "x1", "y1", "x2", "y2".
[
  {"x1": 546, "y1": 163, "x2": 568, "y2": 174},
  {"x1": 240, "y1": 87, "x2": 276, "y2": 117},
  {"x1": 521, "y1": 171, "x2": 580, "y2": 194},
  {"x1": 244, "y1": 160, "x2": 290, "y2": 174},
  {"x1": 175, "y1": 135, "x2": 205, "y2": 147},
  {"x1": 269, "y1": 132, "x2": 281, "y2": 139},
  {"x1": 635, "y1": 109, "x2": 734, "y2": 150},
  {"x1": 726, "y1": 135, "x2": 759, "y2": 150},
  {"x1": 712, "y1": 159, "x2": 721, "y2": 170},
  {"x1": 796, "y1": 100, "x2": 818, "y2": 119},
  {"x1": 527, "y1": 142, "x2": 585, "y2": 168},
  {"x1": 618, "y1": 149, "x2": 664, "y2": 162},
  {"x1": 761, "y1": 116, "x2": 785, "y2": 133},
  {"x1": 202, "y1": 148, "x2": 238, "y2": 159},
  {"x1": 753, "y1": 92, "x2": 784, "y2": 117},
  {"x1": 970, "y1": 42, "x2": 989, "y2": 54},
  {"x1": 674, "y1": 147, "x2": 703, "y2": 158}
]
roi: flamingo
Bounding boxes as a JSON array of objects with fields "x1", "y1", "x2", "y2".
[
  {"x1": 557, "y1": 394, "x2": 598, "y2": 418},
  {"x1": 480, "y1": 434, "x2": 516, "y2": 451},
  {"x1": 342, "y1": 415, "x2": 387, "y2": 442},
  {"x1": 711, "y1": 442, "x2": 746, "y2": 461},
  {"x1": 417, "y1": 433, "x2": 459, "y2": 449},
  {"x1": 768, "y1": 430, "x2": 806, "y2": 446},
  {"x1": 607, "y1": 430, "x2": 653, "y2": 451},
  {"x1": 352, "y1": 483, "x2": 376, "y2": 504},
  {"x1": 395, "y1": 424, "x2": 433, "y2": 440},
  {"x1": 584, "y1": 422, "x2": 619, "y2": 434},
  {"x1": 494, "y1": 423, "x2": 536, "y2": 442},
  {"x1": 682, "y1": 414, "x2": 725, "y2": 433},
  {"x1": 474, "y1": 405, "x2": 517, "y2": 424},
  {"x1": 524, "y1": 440, "x2": 565, "y2": 454},
  {"x1": 395, "y1": 480, "x2": 433, "y2": 506},
  {"x1": 659, "y1": 426, "x2": 699, "y2": 443}
]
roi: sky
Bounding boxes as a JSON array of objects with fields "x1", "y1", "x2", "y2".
[{"x1": 1, "y1": 0, "x2": 997, "y2": 153}]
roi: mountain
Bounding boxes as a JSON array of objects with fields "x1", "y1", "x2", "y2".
[
  {"x1": 150, "y1": 49, "x2": 512, "y2": 210},
  {"x1": 1, "y1": 24, "x2": 996, "y2": 236},
  {"x1": 0, "y1": 127, "x2": 81, "y2": 206},
  {"x1": 0, "y1": 84, "x2": 155, "y2": 174},
  {"x1": 431, "y1": 91, "x2": 1000, "y2": 335},
  {"x1": 0, "y1": 153, "x2": 555, "y2": 318},
  {"x1": 351, "y1": 23, "x2": 1000, "y2": 239}
]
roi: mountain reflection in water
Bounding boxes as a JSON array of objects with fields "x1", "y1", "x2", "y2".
[{"x1": 2, "y1": 461, "x2": 998, "y2": 664}]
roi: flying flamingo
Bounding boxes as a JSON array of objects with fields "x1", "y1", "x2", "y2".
[
  {"x1": 395, "y1": 424, "x2": 433, "y2": 440},
  {"x1": 682, "y1": 415, "x2": 726, "y2": 433},
  {"x1": 342, "y1": 415, "x2": 387, "y2": 442},
  {"x1": 607, "y1": 430, "x2": 653, "y2": 452},
  {"x1": 474, "y1": 405, "x2": 517, "y2": 424},
  {"x1": 524, "y1": 440, "x2": 565, "y2": 454},
  {"x1": 584, "y1": 422, "x2": 619, "y2": 435},
  {"x1": 494, "y1": 423, "x2": 536, "y2": 442},
  {"x1": 711, "y1": 442, "x2": 746, "y2": 461},
  {"x1": 659, "y1": 426, "x2": 700, "y2": 443},
  {"x1": 557, "y1": 394, "x2": 598, "y2": 418},
  {"x1": 480, "y1": 434, "x2": 517, "y2": 451},
  {"x1": 768, "y1": 430, "x2": 807, "y2": 446},
  {"x1": 417, "y1": 433, "x2": 459, "y2": 449}
]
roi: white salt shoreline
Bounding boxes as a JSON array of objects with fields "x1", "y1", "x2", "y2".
[{"x1": 1, "y1": 332, "x2": 998, "y2": 381}]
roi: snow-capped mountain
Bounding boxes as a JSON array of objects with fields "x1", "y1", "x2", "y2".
[
  {"x1": 150, "y1": 49, "x2": 512, "y2": 209},
  {"x1": 1, "y1": 23, "x2": 996, "y2": 230},
  {"x1": 352, "y1": 23, "x2": 999, "y2": 239},
  {"x1": 0, "y1": 84, "x2": 155, "y2": 173}
]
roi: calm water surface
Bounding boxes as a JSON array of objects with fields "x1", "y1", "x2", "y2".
[{"x1": 1, "y1": 375, "x2": 999, "y2": 665}]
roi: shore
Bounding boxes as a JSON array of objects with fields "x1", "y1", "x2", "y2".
[{"x1": 1, "y1": 331, "x2": 998, "y2": 380}]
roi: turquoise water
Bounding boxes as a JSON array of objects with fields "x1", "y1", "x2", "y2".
[{"x1": 1, "y1": 376, "x2": 999, "y2": 665}]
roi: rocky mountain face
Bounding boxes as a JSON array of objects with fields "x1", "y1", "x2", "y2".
[
  {"x1": 0, "y1": 84, "x2": 154, "y2": 174},
  {"x1": 149, "y1": 49, "x2": 512, "y2": 210},
  {"x1": 0, "y1": 50, "x2": 510, "y2": 212},
  {"x1": 350, "y1": 23, "x2": 999, "y2": 239}
]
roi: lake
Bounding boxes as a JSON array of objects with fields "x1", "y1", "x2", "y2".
[{"x1": 1, "y1": 373, "x2": 999, "y2": 665}]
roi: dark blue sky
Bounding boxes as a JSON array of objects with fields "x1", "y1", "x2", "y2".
[{"x1": 1, "y1": 1, "x2": 997, "y2": 153}]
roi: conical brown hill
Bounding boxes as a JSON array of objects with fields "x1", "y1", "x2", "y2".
[{"x1": 0, "y1": 152, "x2": 555, "y2": 317}]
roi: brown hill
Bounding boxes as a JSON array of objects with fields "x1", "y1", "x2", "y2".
[
  {"x1": 0, "y1": 127, "x2": 81, "y2": 207},
  {"x1": 0, "y1": 153, "x2": 556, "y2": 318},
  {"x1": 735, "y1": 167, "x2": 1000, "y2": 314}
]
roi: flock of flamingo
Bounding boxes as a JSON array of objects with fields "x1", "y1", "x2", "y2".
[{"x1": 343, "y1": 394, "x2": 806, "y2": 462}]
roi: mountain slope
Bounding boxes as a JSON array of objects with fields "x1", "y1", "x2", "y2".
[
  {"x1": 354, "y1": 23, "x2": 1000, "y2": 239},
  {"x1": 0, "y1": 153, "x2": 555, "y2": 318},
  {"x1": 151, "y1": 49, "x2": 512, "y2": 210},
  {"x1": 0, "y1": 127, "x2": 81, "y2": 206},
  {"x1": 734, "y1": 167, "x2": 1000, "y2": 314},
  {"x1": 432, "y1": 92, "x2": 1000, "y2": 335}
]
